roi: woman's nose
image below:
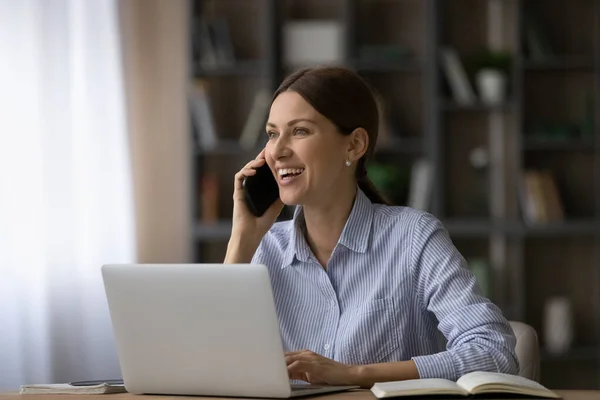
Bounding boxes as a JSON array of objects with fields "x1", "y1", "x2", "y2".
[{"x1": 271, "y1": 136, "x2": 292, "y2": 159}]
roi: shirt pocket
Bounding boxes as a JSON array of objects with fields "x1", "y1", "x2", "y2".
[{"x1": 342, "y1": 297, "x2": 400, "y2": 365}]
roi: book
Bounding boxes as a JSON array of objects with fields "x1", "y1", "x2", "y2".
[
  {"x1": 201, "y1": 173, "x2": 219, "y2": 223},
  {"x1": 239, "y1": 89, "x2": 271, "y2": 150},
  {"x1": 20, "y1": 382, "x2": 127, "y2": 395},
  {"x1": 407, "y1": 158, "x2": 432, "y2": 212},
  {"x1": 188, "y1": 80, "x2": 218, "y2": 151},
  {"x1": 370, "y1": 371, "x2": 560, "y2": 399},
  {"x1": 519, "y1": 170, "x2": 564, "y2": 225},
  {"x1": 441, "y1": 47, "x2": 477, "y2": 105}
]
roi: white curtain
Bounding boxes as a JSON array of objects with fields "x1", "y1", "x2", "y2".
[{"x1": 0, "y1": 0, "x2": 136, "y2": 391}]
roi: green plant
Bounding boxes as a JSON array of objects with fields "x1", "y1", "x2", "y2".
[
  {"x1": 366, "y1": 162, "x2": 410, "y2": 205},
  {"x1": 472, "y1": 48, "x2": 512, "y2": 75}
]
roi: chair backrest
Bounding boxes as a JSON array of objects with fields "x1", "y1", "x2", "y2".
[{"x1": 509, "y1": 321, "x2": 540, "y2": 382}]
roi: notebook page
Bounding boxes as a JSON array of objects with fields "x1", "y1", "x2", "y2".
[
  {"x1": 457, "y1": 371, "x2": 555, "y2": 395},
  {"x1": 372, "y1": 378, "x2": 467, "y2": 397}
]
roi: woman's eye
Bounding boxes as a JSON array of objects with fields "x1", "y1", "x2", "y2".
[
  {"x1": 294, "y1": 127, "x2": 309, "y2": 135},
  {"x1": 266, "y1": 131, "x2": 278, "y2": 139}
]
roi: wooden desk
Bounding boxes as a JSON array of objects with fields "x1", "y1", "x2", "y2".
[{"x1": 2, "y1": 391, "x2": 600, "y2": 400}]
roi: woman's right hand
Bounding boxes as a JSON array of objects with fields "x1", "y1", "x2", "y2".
[{"x1": 230, "y1": 149, "x2": 284, "y2": 243}]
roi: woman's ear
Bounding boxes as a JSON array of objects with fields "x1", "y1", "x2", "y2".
[{"x1": 347, "y1": 127, "x2": 369, "y2": 162}]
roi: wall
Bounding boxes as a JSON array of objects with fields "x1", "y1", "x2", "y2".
[{"x1": 119, "y1": 0, "x2": 192, "y2": 262}]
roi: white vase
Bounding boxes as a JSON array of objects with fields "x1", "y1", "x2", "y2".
[
  {"x1": 543, "y1": 296, "x2": 574, "y2": 354},
  {"x1": 476, "y1": 69, "x2": 507, "y2": 105}
]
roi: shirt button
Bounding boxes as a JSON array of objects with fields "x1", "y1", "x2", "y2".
[{"x1": 324, "y1": 344, "x2": 330, "y2": 350}]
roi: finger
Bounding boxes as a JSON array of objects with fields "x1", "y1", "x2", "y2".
[
  {"x1": 288, "y1": 370, "x2": 308, "y2": 382},
  {"x1": 255, "y1": 148, "x2": 266, "y2": 160},
  {"x1": 288, "y1": 360, "x2": 317, "y2": 376},
  {"x1": 244, "y1": 158, "x2": 265, "y2": 169},
  {"x1": 287, "y1": 360, "x2": 306, "y2": 373},
  {"x1": 284, "y1": 349, "x2": 313, "y2": 357},
  {"x1": 234, "y1": 168, "x2": 257, "y2": 192},
  {"x1": 285, "y1": 354, "x2": 302, "y2": 365},
  {"x1": 285, "y1": 353, "x2": 316, "y2": 365}
]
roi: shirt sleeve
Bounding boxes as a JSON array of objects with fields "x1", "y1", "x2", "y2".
[{"x1": 409, "y1": 213, "x2": 519, "y2": 381}]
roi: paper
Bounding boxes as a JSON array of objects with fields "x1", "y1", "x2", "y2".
[{"x1": 20, "y1": 383, "x2": 127, "y2": 395}]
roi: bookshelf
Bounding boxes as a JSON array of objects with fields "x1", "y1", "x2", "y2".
[{"x1": 188, "y1": 0, "x2": 600, "y2": 389}]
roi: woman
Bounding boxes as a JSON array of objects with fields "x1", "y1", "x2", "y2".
[{"x1": 224, "y1": 66, "x2": 518, "y2": 388}]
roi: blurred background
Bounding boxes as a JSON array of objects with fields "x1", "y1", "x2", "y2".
[{"x1": 1, "y1": 0, "x2": 599, "y2": 393}]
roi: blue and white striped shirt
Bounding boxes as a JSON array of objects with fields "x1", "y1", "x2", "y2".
[{"x1": 252, "y1": 188, "x2": 519, "y2": 381}]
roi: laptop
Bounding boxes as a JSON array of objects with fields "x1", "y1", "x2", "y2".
[{"x1": 101, "y1": 263, "x2": 359, "y2": 398}]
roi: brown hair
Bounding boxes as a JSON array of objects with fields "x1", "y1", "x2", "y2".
[{"x1": 272, "y1": 66, "x2": 390, "y2": 205}]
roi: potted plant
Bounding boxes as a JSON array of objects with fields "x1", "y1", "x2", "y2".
[
  {"x1": 472, "y1": 49, "x2": 512, "y2": 105},
  {"x1": 366, "y1": 162, "x2": 410, "y2": 205}
]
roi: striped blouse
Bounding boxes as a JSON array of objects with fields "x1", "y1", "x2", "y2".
[{"x1": 251, "y1": 188, "x2": 519, "y2": 381}]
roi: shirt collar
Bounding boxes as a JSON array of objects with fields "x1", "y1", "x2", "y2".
[
  {"x1": 337, "y1": 188, "x2": 374, "y2": 253},
  {"x1": 281, "y1": 187, "x2": 374, "y2": 268}
]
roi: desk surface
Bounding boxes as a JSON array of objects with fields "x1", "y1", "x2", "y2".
[{"x1": 2, "y1": 390, "x2": 600, "y2": 400}]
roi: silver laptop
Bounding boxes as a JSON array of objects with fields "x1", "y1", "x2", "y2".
[{"x1": 101, "y1": 263, "x2": 359, "y2": 398}]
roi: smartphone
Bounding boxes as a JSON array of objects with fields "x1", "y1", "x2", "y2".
[{"x1": 242, "y1": 162, "x2": 280, "y2": 217}]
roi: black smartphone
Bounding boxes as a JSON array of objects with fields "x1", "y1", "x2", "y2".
[{"x1": 242, "y1": 162, "x2": 280, "y2": 217}]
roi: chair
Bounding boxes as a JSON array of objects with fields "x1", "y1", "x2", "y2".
[{"x1": 509, "y1": 321, "x2": 540, "y2": 382}]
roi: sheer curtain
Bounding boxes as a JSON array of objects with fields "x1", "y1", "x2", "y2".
[{"x1": 0, "y1": 0, "x2": 136, "y2": 391}]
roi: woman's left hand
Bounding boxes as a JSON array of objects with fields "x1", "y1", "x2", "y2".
[{"x1": 285, "y1": 350, "x2": 358, "y2": 386}]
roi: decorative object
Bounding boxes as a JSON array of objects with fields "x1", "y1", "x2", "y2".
[
  {"x1": 283, "y1": 20, "x2": 344, "y2": 67},
  {"x1": 476, "y1": 69, "x2": 507, "y2": 105},
  {"x1": 472, "y1": 49, "x2": 512, "y2": 105},
  {"x1": 469, "y1": 147, "x2": 490, "y2": 216},
  {"x1": 543, "y1": 296, "x2": 574, "y2": 354}
]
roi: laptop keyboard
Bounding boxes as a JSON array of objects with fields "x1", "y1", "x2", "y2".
[{"x1": 291, "y1": 384, "x2": 329, "y2": 391}]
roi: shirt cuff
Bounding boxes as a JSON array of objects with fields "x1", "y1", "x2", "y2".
[{"x1": 411, "y1": 351, "x2": 458, "y2": 381}]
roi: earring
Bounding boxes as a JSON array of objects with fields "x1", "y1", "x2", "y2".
[{"x1": 345, "y1": 160, "x2": 351, "y2": 167}]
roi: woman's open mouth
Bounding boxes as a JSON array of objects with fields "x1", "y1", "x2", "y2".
[{"x1": 277, "y1": 168, "x2": 305, "y2": 185}]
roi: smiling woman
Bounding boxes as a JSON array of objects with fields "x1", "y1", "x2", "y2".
[
  {"x1": 266, "y1": 67, "x2": 388, "y2": 208},
  {"x1": 224, "y1": 66, "x2": 519, "y2": 388}
]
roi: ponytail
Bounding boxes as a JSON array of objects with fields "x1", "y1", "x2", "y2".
[
  {"x1": 358, "y1": 176, "x2": 390, "y2": 205},
  {"x1": 355, "y1": 158, "x2": 389, "y2": 205}
]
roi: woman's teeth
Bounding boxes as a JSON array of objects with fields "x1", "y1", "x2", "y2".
[{"x1": 278, "y1": 168, "x2": 304, "y2": 177}]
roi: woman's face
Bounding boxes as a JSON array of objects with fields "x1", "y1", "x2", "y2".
[{"x1": 264, "y1": 91, "x2": 352, "y2": 207}]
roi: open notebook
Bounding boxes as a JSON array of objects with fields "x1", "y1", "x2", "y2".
[{"x1": 371, "y1": 371, "x2": 560, "y2": 399}]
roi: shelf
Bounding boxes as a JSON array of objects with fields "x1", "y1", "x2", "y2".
[
  {"x1": 522, "y1": 220, "x2": 600, "y2": 236},
  {"x1": 522, "y1": 138, "x2": 595, "y2": 151},
  {"x1": 193, "y1": 60, "x2": 265, "y2": 78},
  {"x1": 375, "y1": 136, "x2": 422, "y2": 154},
  {"x1": 523, "y1": 56, "x2": 595, "y2": 72},
  {"x1": 443, "y1": 219, "x2": 600, "y2": 236},
  {"x1": 442, "y1": 100, "x2": 515, "y2": 112},
  {"x1": 443, "y1": 219, "x2": 495, "y2": 236},
  {"x1": 196, "y1": 139, "x2": 257, "y2": 156},
  {"x1": 349, "y1": 58, "x2": 421, "y2": 73},
  {"x1": 541, "y1": 346, "x2": 599, "y2": 362},
  {"x1": 194, "y1": 219, "x2": 598, "y2": 243},
  {"x1": 195, "y1": 221, "x2": 232, "y2": 241}
]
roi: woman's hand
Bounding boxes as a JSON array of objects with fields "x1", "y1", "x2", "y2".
[
  {"x1": 286, "y1": 350, "x2": 359, "y2": 387},
  {"x1": 224, "y1": 149, "x2": 284, "y2": 264},
  {"x1": 232, "y1": 149, "x2": 284, "y2": 236}
]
